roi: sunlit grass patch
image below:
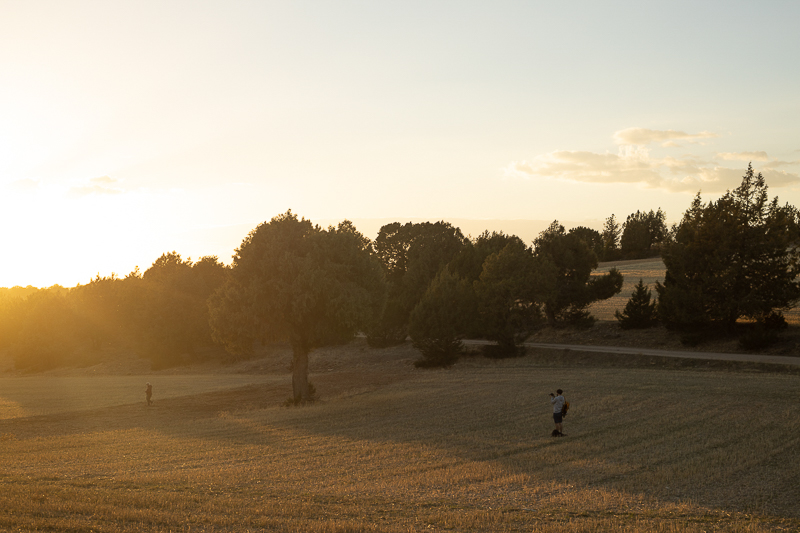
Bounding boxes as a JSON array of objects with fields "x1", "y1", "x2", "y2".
[
  {"x1": 0, "y1": 374, "x2": 285, "y2": 419},
  {"x1": 589, "y1": 258, "x2": 666, "y2": 321},
  {"x1": 590, "y1": 258, "x2": 800, "y2": 325}
]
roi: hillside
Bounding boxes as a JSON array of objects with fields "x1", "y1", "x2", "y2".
[{"x1": 590, "y1": 257, "x2": 800, "y2": 326}]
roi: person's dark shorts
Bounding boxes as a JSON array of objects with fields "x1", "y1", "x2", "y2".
[{"x1": 553, "y1": 412, "x2": 563, "y2": 424}]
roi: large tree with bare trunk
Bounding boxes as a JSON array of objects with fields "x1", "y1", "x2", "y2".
[{"x1": 209, "y1": 211, "x2": 386, "y2": 403}]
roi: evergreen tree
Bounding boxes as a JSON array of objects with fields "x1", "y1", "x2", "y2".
[
  {"x1": 448, "y1": 231, "x2": 521, "y2": 284},
  {"x1": 657, "y1": 165, "x2": 800, "y2": 330},
  {"x1": 601, "y1": 214, "x2": 622, "y2": 261},
  {"x1": 368, "y1": 221, "x2": 466, "y2": 346},
  {"x1": 568, "y1": 226, "x2": 604, "y2": 260},
  {"x1": 534, "y1": 221, "x2": 623, "y2": 326},
  {"x1": 615, "y1": 278, "x2": 658, "y2": 329},
  {"x1": 408, "y1": 269, "x2": 473, "y2": 367},
  {"x1": 620, "y1": 208, "x2": 667, "y2": 259},
  {"x1": 209, "y1": 212, "x2": 387, "y2": 403},
  {"x1": 473, "y1": 239, "x2": 555, "y2": 356}
]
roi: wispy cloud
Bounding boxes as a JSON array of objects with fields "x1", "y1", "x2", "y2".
[
  {"x1": 506, "y1": 128, "x2": 800, "y2": 193},
  {"x1": 717, "y1": 151, "x2": 769, "y2": 162},
  {"x1": 612, "y1": 127, "x2": 718, "y2": 147},
  {"x1": 69, "y1": 176, "x2": 124, "y2": 197}
]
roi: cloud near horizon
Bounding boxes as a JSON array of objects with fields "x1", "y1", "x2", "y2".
[
  {"x1": 612, "y1": 127, "x2": 718, "y2": 147},
  {"x1": 68, "y1": 176, "x2": 124, "y2": 197},
  {"x1": 506, "y1": 128, "x2": 800, "y2": 193},
  {"x1": 717, "y1": 151, "x2": 769, "y2": 162}
]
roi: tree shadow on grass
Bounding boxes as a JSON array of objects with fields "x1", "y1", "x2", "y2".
[{"x1": 2, "y1": 346, "x2": 799, "y2": 530}]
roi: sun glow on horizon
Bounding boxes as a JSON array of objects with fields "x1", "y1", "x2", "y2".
[{"x1": 1, "y1": 2, "x2": 799, "y2": 288}]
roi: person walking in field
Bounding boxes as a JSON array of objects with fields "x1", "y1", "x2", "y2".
[
  {"x1": 550, "y1": 389, "x2": 565, "y2": 437},
  {"x1": 146, "y1": 382, "x2": 153, "y2": 406}
]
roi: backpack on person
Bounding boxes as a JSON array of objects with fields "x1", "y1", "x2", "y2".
[{"x1": 561, "y1": 400, "x2": 570, "y2": 418}]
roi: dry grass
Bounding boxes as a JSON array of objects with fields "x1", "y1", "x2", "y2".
[
  {"x1": 1, "y1": 340, "x2": 799, "y2": 532},
  {"x1": 590, "y1": 258, "x2": 800, "y2": 325},
  {"x1": 589, "y1": 258, "x2": 667, "y2": 322}
]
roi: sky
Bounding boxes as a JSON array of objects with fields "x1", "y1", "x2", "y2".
[{"x1": 2, "y1": 0, "x2": 799, "y2": 288}]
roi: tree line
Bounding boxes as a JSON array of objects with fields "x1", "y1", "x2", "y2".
[
  {"x1": 613, "y1": 165, "x2": 800, "y2": 347},
  {"x1": 0, "y1": 254, "x2": 227, "y2": 371},
  {"x1": 2, "y1": 165, "x2": 799, "y2": 401}
]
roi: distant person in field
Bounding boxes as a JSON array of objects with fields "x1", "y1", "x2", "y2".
[
  {"x1": 550, "y1": 389, "x2": 565, "y2": 437},
  {"x1": 146, "y1": 382, "x2": 153, "y2": 406}
]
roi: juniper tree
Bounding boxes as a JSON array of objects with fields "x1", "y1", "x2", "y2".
[{"x1": 601, "y1": 214, "x2": 622, "y2": 261}]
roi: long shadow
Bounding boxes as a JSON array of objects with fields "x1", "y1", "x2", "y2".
[
  {"x1": 2, "y1": 360, "x2": 798, "y2": 526},
  {"x1": 0, "y1": 368, "x2": 400, "y2": 441}
]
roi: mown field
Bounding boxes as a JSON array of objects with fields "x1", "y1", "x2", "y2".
[
  {"x1": 589, "y1": 258, "x2": 800, "y2": 325},
  {"x1": 1, "y1": 341, "x2": 799, "y2": 532},
  {"x1": 589, "y1": 258, "x2": 668, "y2": 322}
]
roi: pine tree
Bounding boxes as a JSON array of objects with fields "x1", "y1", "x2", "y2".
[
  {"x1": 534, "y1": 221, "x2": 623, "y2": 326},
  {"x1": 615, "y1": 278, "x2": 658, "y2": 329},
  {"x1": 601, "y1": 214, "x2": 622, "y2": 261},
  {"x1": 408, "y1": 269, "x2": 472, "y2": 367},
  {"x1": 620, "y1": 208, "x2": 667, "y2": 259},
  {"x1": 657, "y1": 165, "x2": 800, "y2": 330}
]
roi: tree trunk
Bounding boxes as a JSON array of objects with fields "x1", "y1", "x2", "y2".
[
  {"x1": 545, "y1": 305, "x2": 556, "y2": 326},
  {"x1": 291, "y1": 338, "x2": 310, "y2": 403}
]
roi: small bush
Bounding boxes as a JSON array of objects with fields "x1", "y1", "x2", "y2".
[
  {"x1": 737, "y1": 313, "x2": 787, "y2": 350},
  {"x1": 679, "y1": 331, "x2": 706, "y2": 347},
  {"x1": 563, "y1": 309, "x2": 596, "y2": 329},
  {"x1": 412, "y1": 338, "x2": 461, "y2": 368},
  {"x1": 763, "y1": 312, "x2": 788, "y2": 331},
  {"x1": 738, "y1": 327, "x2": 777, "y2": 350}
]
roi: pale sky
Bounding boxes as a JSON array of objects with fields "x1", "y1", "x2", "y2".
[{"x1": 2, "y1": 1, "x2": 799, "y2": 288}]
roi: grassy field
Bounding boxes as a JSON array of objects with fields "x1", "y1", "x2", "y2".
[
  {"x1": 1, "y1": 341, "x2": 799, "y2": 532},
  {"x1": 589, "y1": 258, "x2": 667, "y2": 322},
  {"x1": 589, "y1": 258, "x2": 800, "y2": 325}
]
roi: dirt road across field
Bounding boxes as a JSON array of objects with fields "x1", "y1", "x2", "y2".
[{"x1": 464, "y1": 339, "x2": 800, "y2": 367}]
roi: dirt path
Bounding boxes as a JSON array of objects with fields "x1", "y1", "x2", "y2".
[{"x1": 464, "y1": 339, "x2": 800, "y2": 367}]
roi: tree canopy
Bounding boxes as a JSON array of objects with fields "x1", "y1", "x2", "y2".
[
  {"x1": 472, "y1": 238, "x2": 555, "y2": 355},
  {"x1": 408, "y1": 269, "x2": 473, "y2": 367},
  {"x1": 136, "y1": 253, "x2": 228, "y2": 362},
  {"x1": 368, "y1": 221, "x2": 466, "y2": 345},
  {"x1": 620, "y1": 209, "x2": 667, "y2": 259},
  {"x1": 657, "y1": 165, "x2": 800, "y2": 330},
  {"x1": 409, "y1": 232, "x2": 555, "y2": 364},
  {"x1": 601, "y1": 214, "x2": 622, "y2": 261},
  {"x1": 568, "y1": 226, "x2": 604, "y2": 260},
  {"x1": 534, "y1": 221, "x2": 623, "y2": 325},
  {"x1": 209, "y1": 212, "x2": 386, "y2": 402}
]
